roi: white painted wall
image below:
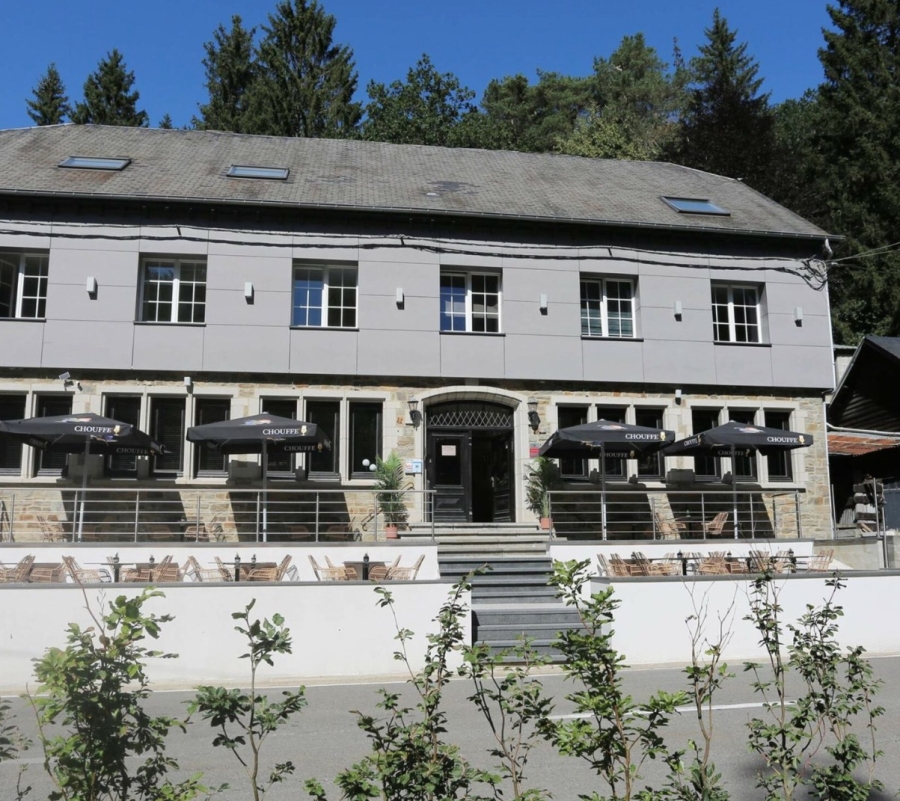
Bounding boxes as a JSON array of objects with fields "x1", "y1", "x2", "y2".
[
  {"x1": 0, "y1": 580, "x2": 466, "y2": 694},
  {"x1": 593, "y1": 572, "x2": 900, "y2": 665}
]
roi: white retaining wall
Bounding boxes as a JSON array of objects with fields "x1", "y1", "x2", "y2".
[{"x1": 0, "y1": 579, "x2": 465, "y2": 694}]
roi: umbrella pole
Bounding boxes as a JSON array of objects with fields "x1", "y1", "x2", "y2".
[
  {"x1": 732, "y1": 445, "x2": 739, "y2": 540},
  {"x1": 262, "y1": 440, "x2": 268, "y2": 543},
  {"x1": 77, "y1": 438, "x2": 89, "y2": 542},
  {"x1": 601, "y1": 442, "x2": 607, "y2": 540}
]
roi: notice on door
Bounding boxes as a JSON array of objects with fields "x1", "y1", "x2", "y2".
[{"x1": 441, "y1": 444, "x2": 457, "y2": 456}]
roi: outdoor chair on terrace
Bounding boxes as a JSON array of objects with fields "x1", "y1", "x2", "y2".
[
  {"x1": 37, "y1": 514, "x2": 67, "y2": 542},
  {"x1": 0, "y1": 555, "x2": 34, "y2": 583},
  {"x1": 649, "y1": 512, "x2": 686, "y2": 541},
  {"x1": 184, "y1": 513, "x2": 225, "y2": 543},
  {"x1": 122, "y1": 555, "x2": 174, "y2": 583},
  {"x1": 323, "y1": 524, "x2": 354, "y2": 541},
  {"x1": 807, "y1": 549, "x2": 835, "y2": 572},
  {"x1": 29, "y1": 561, "x2": 66, "y2": 583},
  {"x1": 631, "y1": 552, "x2": 672, "y2": 576},
  {"x1": 324, "y1": 554, "x2": 358, "y2": 579},
  {"x1": 185, "y1": 555, "x2": 232, "y2": 582},
  {"x1": 609, "y1": 554, "x2": 640, "y2": 577},
  {"x1": 597, "y1": 554, "x2": 612, "y2": 577},
  {"x1": 697, "y1": 552, "x2": 729, "y2": 575},
  {"x1": 702, "y1": 512, "x2": 730, "y2": 538},
  {"x1": 62, "y1": 555, "x2": 111, "y2": 583},
  {"x1": 309, "y1": 555, "x2": 351, "y2": 581},
  {"x1": 368, "y1": 555, "x2": 401, "y2": 582},
  {"x1": 387, "y1": 553, "x2": 425, "y2": 580},
  {"x1": 246, "y1": 555, "x2": 293, "y2": 582}
]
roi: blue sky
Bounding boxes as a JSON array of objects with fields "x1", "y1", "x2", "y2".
[{"x1": 1, "y1": 0, "x2": 833, "y2": 130}]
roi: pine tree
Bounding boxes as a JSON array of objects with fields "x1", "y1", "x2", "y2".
[
  {"x1": 248, "y1": 0, "x2": 361, "y2": 138},
  {"x1": 557, "y1": 35, "x2": 686, "y2": 160},
  {"x1": 71, "y1": 49, "x2": 148, "y2": 126},
  {"x1": 26, "y1": 63, "x2": 70, "y2": 125},
  {"x1": 194, "y1": 15, "x2": 257, "y2": 132},
  {"x1": 666, "y1": 10, "x2": 775, "y2": 191},
  {"x1": 360, "y1": 54, "x2": 476, "y2": 146},
  {"x1": 815, "y1": 0, "x2": 900, "y2": 342},
  {"x1": 158, "y1": 114, "x2": 174, "y2": 129}
]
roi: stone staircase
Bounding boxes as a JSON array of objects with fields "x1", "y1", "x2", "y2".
[
  {"x1": 403, "y1": 522, "x2": 550, "y2": 557},
  {"x1": 438, "y1": 551, "x2": 582, "y2": 660}
]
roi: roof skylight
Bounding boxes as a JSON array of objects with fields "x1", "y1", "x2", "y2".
[
  {"x1": 662, "y1": 196, "x2": 730, "y2": 215},
  {"x1": 59, "y1": 156, "x2": 131, "y2": 171},
  {"x1": 227, "y1": 165, "x2": 289, "y2": 180}
]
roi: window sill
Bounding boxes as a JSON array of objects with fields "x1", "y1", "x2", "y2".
[
  {"x1": 0, "y1": 317, "x2": 46, "y2": 323},
  {"x1": 713, "y1": 340, "x2": 771, "y2": 348},
  {"x1": 439, "y1": 331, "x2": 505, "y2": 337},
  {"x1": 134, "y1": 321, "x2": 206, "y2": 327},
  {"x1": 290, "y1": 326, "x2": 359, "y2": 332},
  {"x1": 581, "y1": 336, "x2": 643, "y2": 342}
]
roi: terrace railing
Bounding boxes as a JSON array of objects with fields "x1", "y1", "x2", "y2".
[{"x1": 0, "y1": 486, "x2": 435, "y2": 544}]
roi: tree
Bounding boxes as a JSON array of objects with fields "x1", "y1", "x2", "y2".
[
  {"x1": 158, "y1": 113, "x2": 174, "y2": 129},
  {"x1": 194, "y1": 14, "x2": 257, "y2": 132},
  {"x1": 665, "y1": 10, "x2": 775, "y2": 191},
  {"x1": 474, "y1": 71, "x2": 592, "y2": 152},
  {"x1": 26, "y1": 63, "x2": 70, "y2": 126},
  {"x1": 557, "y1": 35, "x2": 687, "y2": 160},
  {"x1": 248, "y1": 0, "x2": 361, "y2": 138},
  {"x1": 71, "y1": 49, "x2": 148, "y2": 126},
  {"x1": 360, "y1": 54, "x2": 477, "y2": 147},
  {"x1": 814, "y1": 0, "x2": 900, "y2": 342}
]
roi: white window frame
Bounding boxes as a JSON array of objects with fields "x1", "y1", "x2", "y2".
[
  {"x1": 0, "y1": 252, "x2": 49, "y2": 320},
  {"x1": 291, "y1": 263, "x2": 358, "y2": 329},
  {"x1": 711, "y1": 283, "x2": 761, "y2": 344},
  {"x1": 580, "y1": 277, "x2": 635, "y2": 338},
  {"x1": 139, "y1": 257, "x2": 207, "y2": 324},
  {"x1": 440, "y1": 271, "x2": 502, "y2": 333}
]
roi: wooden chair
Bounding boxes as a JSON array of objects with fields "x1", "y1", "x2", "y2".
[
  {"x1": 154, "y1": 556, "x2": 183, "y2": 582},
  {"x1": 368, "y1": 555, "x2": 401, "y2": 582},
  {"x1": 388, "y1": 553, "x2": 425, "y2": 580},
  {"x1": 322, "y1": 524, "x2": 354, "y2": 542},
  {"x1": 247, "y1": 555, "x2": 293, "y2": 582},
  {"x1": 62, "y1": 555, "x2": 111, "y2": 583},
  {"x1": 597, "y1": 554, "x2": 613, "y2": 577},
  {"x1": 123, "y1": 555, "x2": 174, "y2": 583},
  {"x1": 0, "y1": 555, "x2": 35, "y2": 583},
  {"x1": 185, "y1": 555, "x2": 232, "y2": 582},
  {"x1": 308, "y1": 554, "x2": 351, "y2": 581},
  {"x1": 29, "y1": 561, "x2": 66, "y2": 583},
  {"x1": 37, "y1": 514, "x2": 67, "y2": 542},
  {"x1": 184, "y1": 513, "x2": 225, "y2": 542},
  {"x1": 324, "y1": 554, "x2": 358, "y2": 579},
  {"x1": 702, "y1": 512, "x2": 730, "y2": 538},
  {"x1": 697, "y1": 552, "x2": 729, "y2": 575},
  {"x1": 631, "y1": 552, "x2": 668, "y2": 576},
  {"x1": 609, "y1": 554, "x2": 640, "y2": 577},
  {"x1": 286, "y1": 525, "x2": 312, "y2": 541},
  {"x1": 652, "y1": 512, "x2": 687, "y2": 540},
  {"x1": 807, "y1": 548, "x2": 835, "y2": 572}
]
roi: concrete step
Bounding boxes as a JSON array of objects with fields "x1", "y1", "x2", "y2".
[
  {"x1": 473, "y1": 588, "x2": 559, "y2": 603},
  {"x1": 474, "y1": 605, "x2": 581, "y2": 627},
  {"x1": 475, "y1": 621, "x2": 581, "y2": 641}
]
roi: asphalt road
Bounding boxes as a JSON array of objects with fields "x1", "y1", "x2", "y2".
[{"x1": 3, "y1": 657, "x2": 899, "y2": 800}]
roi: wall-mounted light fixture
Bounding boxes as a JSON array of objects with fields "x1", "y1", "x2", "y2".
[
  {"x1": 794, "y1": 306, "x2": 803, "y2": 326},
  {"x1": 184, "y1": 376, "x2": 193, "y2": 392},
  {"x1": 244, "y1": 282, "x2": 254, "y2": 303},
  {"x1": 539, "y1": 294, "x2": 548, "y2": 314},
  {"x1": 86, "y1": 276, "x2": 98, "y2": 297},
  {"x1": 527, "y1": 397, "x2": 541, "y2": 431},
  {"x1": 673, "y1": 300, "x2": 683, "y2": 320},
  {"x1": 407, "y1": 398, "x2": 421, "y2": 428},
  {"x1": 396, "y1": 287, "x2": 405, "y2": 309},
  {"x1": 59, "y1": 371, "x2": 81, "y2": 391},
  {"x1": 675, "y1": 388, "x2": 683, "y2": 404}
]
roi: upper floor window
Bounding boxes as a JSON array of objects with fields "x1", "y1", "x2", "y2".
[
  {"x1": 0, "y1": 253, "x2": 48, "y2": 319},
  {"x1": 440, "y1": 272, "x2": 500, "y2": 333},
  {"x1": 712, "y1": 283, "x2": 760, "y2": 343},
  {"x1": 581, "y1": 277, "x2": 634, "y2": 338},
  {"x1": 140, "y1": 258, "x2": 206, "y2": 324},
  {"x1": 292, "y1": 263, "x2": 357, "y2": 328}
]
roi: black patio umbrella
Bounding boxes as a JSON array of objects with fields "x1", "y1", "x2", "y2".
[
  {"x1": 662, "y1": 420, "x2": 814, "y2": 538},
  {"x1": 186, "y1": 414, "x2": 331, "y2": 541},
  {"x1": 539, "y1": 419, "x2": 675, "y2": 539},
  {"x1": 0, "y1": 412, "x2": 165, "y2": 540}
]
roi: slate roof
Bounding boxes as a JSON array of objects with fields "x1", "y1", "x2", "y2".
[{"x1": 0, "y1": 124, "x2": 829, "y2": 239}]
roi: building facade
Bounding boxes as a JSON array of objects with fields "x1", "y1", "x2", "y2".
[{"x1": 0, "y1": 125, "x2": 835, "y2": 538}]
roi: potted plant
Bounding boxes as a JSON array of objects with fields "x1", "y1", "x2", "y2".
[
  {"x1": 373, "y1": 452, "x2": 408, "y2": 538},
  {"x1": 525, "y1": 457, "x2": 561, "y2": 530}
]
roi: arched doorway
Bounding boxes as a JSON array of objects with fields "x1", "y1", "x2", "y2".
[{"x1": 425, "y1": 400, "x2": 515, "y2": 523}]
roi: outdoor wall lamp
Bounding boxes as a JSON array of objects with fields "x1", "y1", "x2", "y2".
[
  {"x1": 59, "y1": 371, "x2": 82, "y2": 391},
  {"x1": 675, "y1": 388, "x2": 683, "y2": 404},
  {"x1": 539, "y1": 294, "x2": 548, "y2": 314},
  {"x1": 86, "y1": 276, "x2": 97, "y2": 297},
  {"x1": 396, "y1": 287, "x2": 405, "y2": 309},
  {"x1": 184, "y1": 376, "x2": 193, "y2": 393},
  {"x1": 527, "y1": 397, "x2": 541, "y2": 431},
  {"x1": 244, "y1": 282, "x2": 254, "y2": 303},
  {"x1": 794, "y1": 306, "x2": 803, "y2": 326},
  {"x1": 408, "y1": 398, "x2": 421, "y2": 428},
  {"x1": 673, "y1": 300, "x2": 683, "y2": 320}
]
